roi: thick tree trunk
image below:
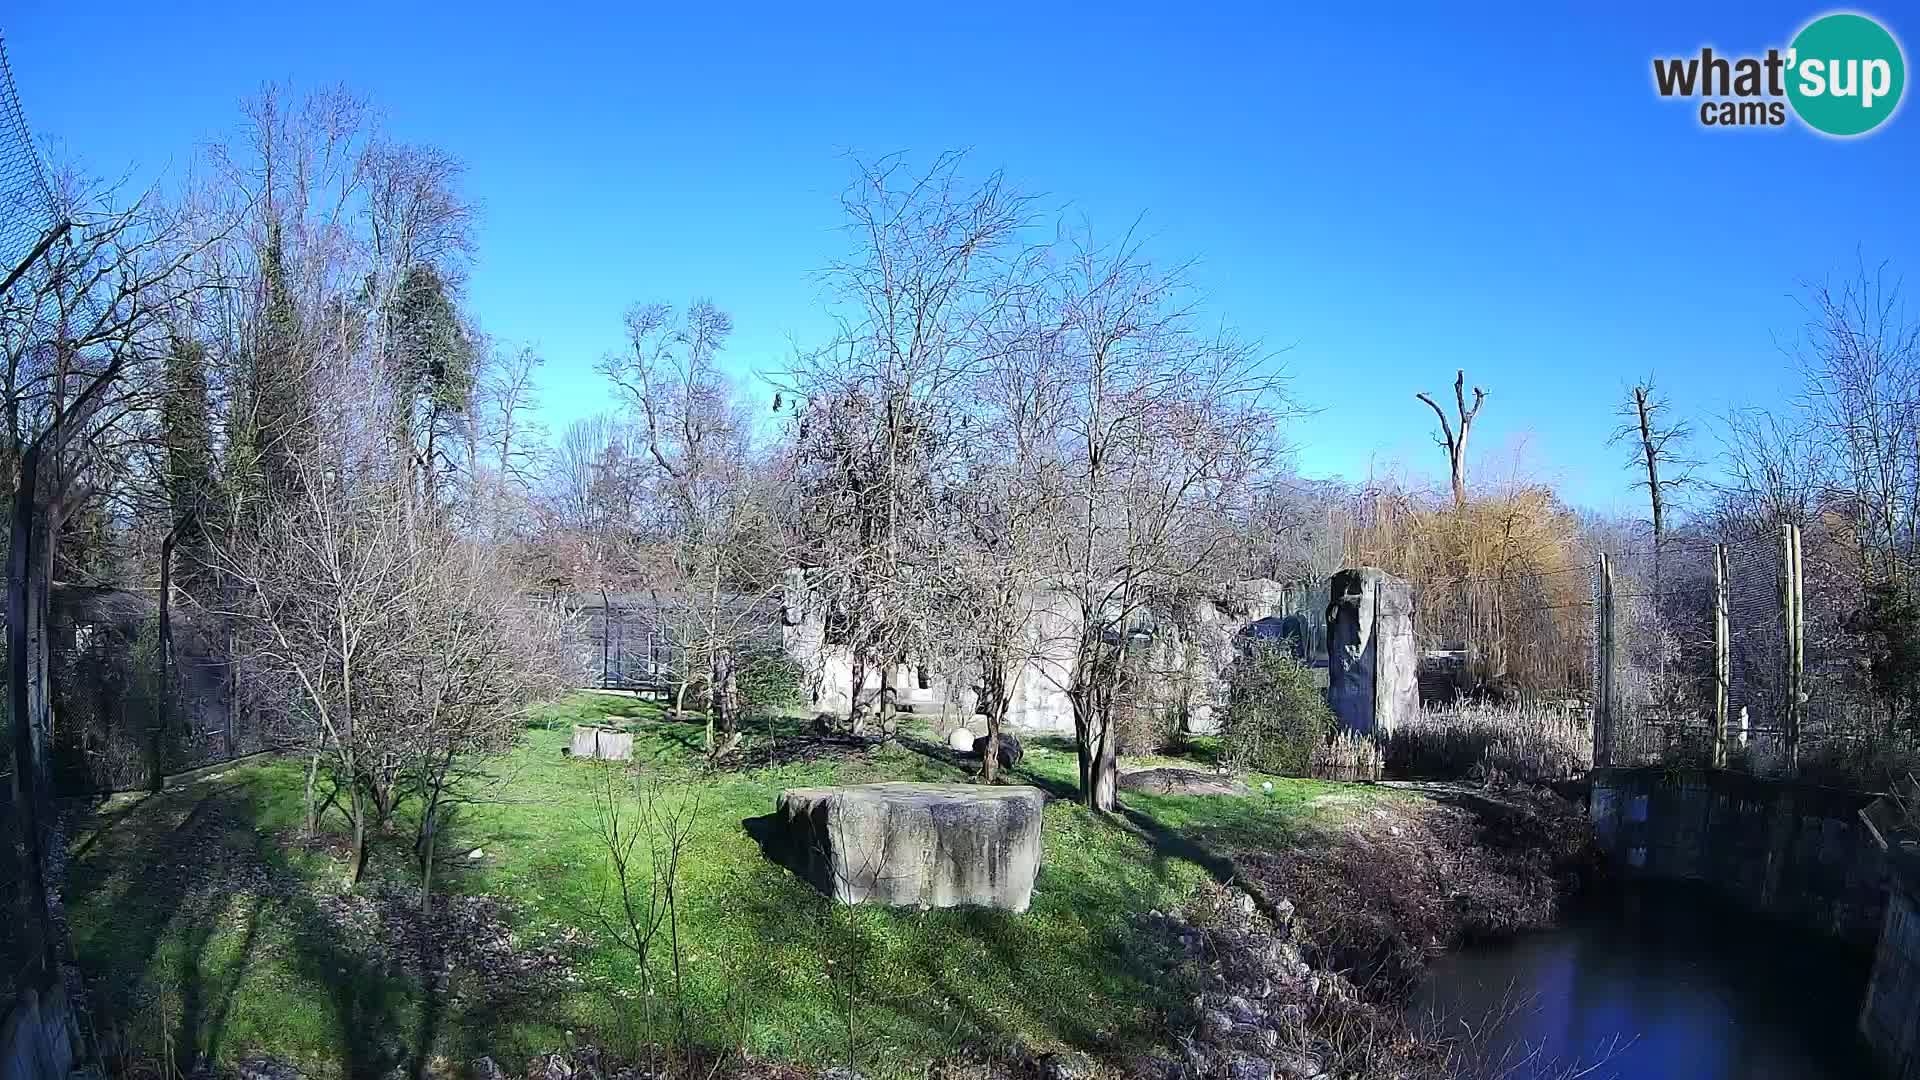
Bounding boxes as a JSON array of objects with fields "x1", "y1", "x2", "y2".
[
  {"x1": 848, "y1": 648, "x2": 870, "y2": 735},
  {"x1": 981, "y1": 655, "x2": 1008, "y2": 784},
  {"x1": 879, "y1": 658, "x2": 898, "y2": 741},
  {"x1": 1090, "y1": 714, "x2": 1117, "y2": 812},
  {"x1": 346, "y1": 782, "x2": 368, "y2": 887},
  {"x1": 6, "y1": 442, "x2": 55, "y2": 978}
]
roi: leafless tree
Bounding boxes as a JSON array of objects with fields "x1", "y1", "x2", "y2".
[
  {"x1": 781, "y1": 152, "x2": 1039, "y2": 736},
  {"x1": 1417, "y1": 369, "x2": 1488, "y2": 509},
  {"x1": 1713, "y1": 406, "x2": 1829, "y2": 537},
  {"x1": 600, "y1": 299, "x2": 784, "y2": 755},
  {"x1": 1048, "y1": 228, "x2": 1287, "y2": 810},
  {"x1": 1610, "y1": 378, "x2": 1696, "y2": 580},
  {"x1": 590, "y1": 769, "x2": 699, "y2": 1065},
  {"x1": 1791, "y1": 263, "x2": 1920, "y2": 582},
  {"x1": 939, "y1": 309, "x2": 1069, "y2": 781},
  {"x1": 1, "y1": 168, "x2": 230, "y2": 973}
]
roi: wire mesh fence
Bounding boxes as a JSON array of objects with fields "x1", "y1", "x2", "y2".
[
  {"x1": 0, "y1": 26, "x2": 63, "y2": 1003},
  {"x1": 1398, "y1": 521, "x2": 1897, "y2": 787},
  {"x1": 1593, "y1": 525, "x2": 1891, "y2": 783}
]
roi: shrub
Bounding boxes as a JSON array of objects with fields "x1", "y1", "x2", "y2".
[
  {"x1": 1220, "y1": 647, "x2": 1333, "y2": 776},
  {"x1": 736, "y1": 652, "x2": 806, "y2": 718}
]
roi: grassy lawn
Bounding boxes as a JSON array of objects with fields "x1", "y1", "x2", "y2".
[{"x1": 66, "y1": 693, "x2": 1391, "y2": 1079}]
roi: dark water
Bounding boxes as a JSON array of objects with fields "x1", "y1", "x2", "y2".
[{"x1": 1413, "y1": 884, "x2": 1879, "y2": 1079}]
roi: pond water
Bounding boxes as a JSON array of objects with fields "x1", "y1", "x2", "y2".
[{"x1": 1412, "y1": 883, "x2": 1879, "y2": 1080}]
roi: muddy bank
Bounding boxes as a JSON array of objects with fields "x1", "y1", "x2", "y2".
[
  {"x1": 1145, "y1": 782, "x2": 1600, "y2": 1080},
  {"x1": 1227, "y1": 782, "x2": 1598, "y2": 998}
]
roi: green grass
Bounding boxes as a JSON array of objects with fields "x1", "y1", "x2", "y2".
[{"x1": 68, "y1": 693, "x2": 1386, "y2": 1079}]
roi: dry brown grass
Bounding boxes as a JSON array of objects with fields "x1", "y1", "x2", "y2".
[{"x1": 1386, "y1": 703, "x2": 1593, "y2": 784}]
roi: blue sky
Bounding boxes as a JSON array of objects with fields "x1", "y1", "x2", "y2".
[{"x1": 7, "y1": 1, "x2": 1918, "y2": 513}]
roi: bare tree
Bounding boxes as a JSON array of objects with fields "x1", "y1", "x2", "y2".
[
  {"x1": 1417, "y1": 369, "x2": 1487, "y2": 509},
  {"x1": 1713, "y1": 406, "x2": 1828, "y2": 536},
  {"x1": 1, "y1": 171, "x2": 227, "y2": 976},
  {"x1": 1791, "y1": 263, "x2": 1920, "y2": 583},
  {"x1": 782, "y1": 153, "x2": 1038, "y2": 736},
  {"x1": 1610, "y1": 378, "x2": 1696, "y2": 583},
  {"x1": 1049, "y1": 229, "x2": 1286, "y2": 810},
  {"x1": 600, "y1": 300, "x2": 783, "y2": 756},
  {"x1": 940, "y1": 312, "x2": 1068, "y2": 781}
]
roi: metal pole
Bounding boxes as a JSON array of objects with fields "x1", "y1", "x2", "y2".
[
  {"x1": 1596, "y1": 553, "x2": 1615, "y2": 769},
  {"x1": 1785, "y1": 524, "x2": 1805, "y2": 774},
  {"x1": 1713, "y1": 543, "x2": 1730, "y2": 769}
]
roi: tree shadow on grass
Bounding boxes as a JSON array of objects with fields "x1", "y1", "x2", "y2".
[
  {"x1": 67, "y1": 776, "x2": 586, "y2": 1079},
  {"x1": 891, "y1": 733, "x2": 1082, "y2": 802}
]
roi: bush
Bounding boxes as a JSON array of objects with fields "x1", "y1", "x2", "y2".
[
  {"x1": 1220, "y1": 648, "x2": 1333, "y2": 776},
  {"x1": 736, "y1": 652, "x2": 806, "y2": 718}
]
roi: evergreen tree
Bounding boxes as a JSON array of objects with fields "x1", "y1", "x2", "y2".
[
  {"x1": 252, "y1": 220, "x2": 309, "y2": 503},
  {"x1": 386, "y1": 264, "x2": 473, "y2": 508},
  {"x1": 162, "y1": 334, "x2": 219, "y2": 601}
]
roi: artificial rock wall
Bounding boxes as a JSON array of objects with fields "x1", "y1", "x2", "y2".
[
  {"x1": 1863, "y1": 860, "x2": 1920, "y2": 1080},
  {"x1": 0, "y1": 975, "x2": 78, "y2": 1080},
  {"x1": 779, "y1": 570, "x2": 1328, "y2": 735},
  {"x1": 1326, "y1": 568, "x2": 1418, "y2": 737}
]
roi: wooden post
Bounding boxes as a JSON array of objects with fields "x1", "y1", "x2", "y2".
[
  {"x1": 1712, "y1": 543, "x2": 1730, "y2": 769},
  {"x1": 1783, "y1": 523, "x2": 1805, "y2": 774},
  {"x1": 1596, "y1": 553, "x2": 1615, "y2": 769}
]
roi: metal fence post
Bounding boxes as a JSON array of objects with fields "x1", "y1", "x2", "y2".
[
  {"x1": 1596, "y1": 553, "x2": 1615, "y2": 769},
  {"x1": 1782, "y1": 523, "x2": 1804, "y2": 774},
  {"x1": 1713, "y1": 543, "x2": 1730, "y2": 769}
]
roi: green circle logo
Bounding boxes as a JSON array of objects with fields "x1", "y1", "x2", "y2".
[{"x1": 1787, "y1": 12, "x2": 1906, "y2": 136}]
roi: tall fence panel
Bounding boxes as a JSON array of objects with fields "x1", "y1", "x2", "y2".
[{"x1": 1588, "y1": 523, "x2": 1888, "y2": 782}]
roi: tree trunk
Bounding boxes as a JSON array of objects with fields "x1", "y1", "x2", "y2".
[
  {"x1": 879, "y1": 658, "x2": 898, "y2": 741},
  {"x1": 848, "y1": 648, "x2": 869, "y2": 735},
  {"x1": 155, "y1": 527, "x2": 177, "y2": 794},
  {"x1": 981, "y1": 660, "x2": 1005, "y2": 785},
  {"x1": 599, "y1": 584, "x2": 613, "y2": 688},
  {"x1": 346, "y1": 782, "x2": 367, "y2": 887},
  {"x1": 6, "y1": 442, "x2": 56, "y2": 979},
  {"x1": 419, "y1": 793, "x2": 437, "y2": 914},
  {"x1": 1091, "y1": 726, "x2": 1117, "y2": 812},
  {"x1": 304, "y1": 749, "x2": 321, "y2": 836}
]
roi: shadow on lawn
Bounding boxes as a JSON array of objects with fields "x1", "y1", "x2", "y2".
[
  {"x1": 734, "y1": 741, "x2": 1256, "y2": 1061},
  {"x1": 67, "y1": 779, "x2": 568, "y2": 1079}
]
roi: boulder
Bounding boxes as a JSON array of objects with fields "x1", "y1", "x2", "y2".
[
  {"x1": 774, "y1": 782, "x2": 1044, "y2": 911},
  {"x1": 1119, "y1": 767, "x2": 1249, "y2": 797},
  {"x1": 569, "y1": 725, "x2": 633, "y2": 761},
  {"x1": 972, "y1": 732, "x2": 1024, "y2": 769},
  {"x1": 946, "y1": 726, "x2": 976, "y2": 752},
  {"x1": 1326, "y1": 568, "x2": 1417, "y2": 737}
]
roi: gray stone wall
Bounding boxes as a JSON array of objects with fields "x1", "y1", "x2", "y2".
[
  {"x1": 1590, "y1": 767, "x2": 1889, "y2": 944},
  {"x1": 0, "y1": 975, "x2": 78, "y2": 1080},
  {"x1": 1863, "y1": 856, "x2": 1920, "y2": 1079}
]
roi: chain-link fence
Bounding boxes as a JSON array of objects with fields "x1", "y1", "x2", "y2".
[
  {"x1": 0, "y1": 24, "x2": 64, "y2": 1005},
  {"x1": 1598, "y1": 525, "x2": 1887, "y2": 782}
]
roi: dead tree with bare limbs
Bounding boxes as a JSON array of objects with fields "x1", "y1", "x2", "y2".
[{"x1": 1416, "y1": 369, "x2": 1487, "y2": 508}]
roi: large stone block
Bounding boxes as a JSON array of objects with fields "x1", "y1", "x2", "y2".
[
  {"x1": 570, "y1": 725, "x2": 633, "y2": 761},
  {"x1": 1326, "y1": 567, "x2": 1418, "y2": 737},
  {"x1": 774, "y1": 782, "x2": 1044, "y2": 912}
]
